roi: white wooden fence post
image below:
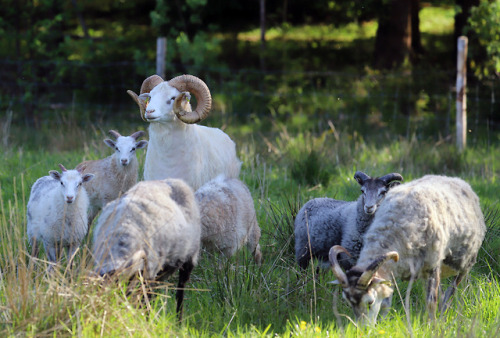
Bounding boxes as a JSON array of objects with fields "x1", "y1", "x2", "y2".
[
  {"x1": 156, "y1": 37, "x2": 167, "y2": 79},
  {"x1": 456, "y1": 36, "x2": 468, "y2": 152}
]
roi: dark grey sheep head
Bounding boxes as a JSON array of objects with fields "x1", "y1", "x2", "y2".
[{"x1": 354, "y1": 171, "x2": 403, "y2": 215}]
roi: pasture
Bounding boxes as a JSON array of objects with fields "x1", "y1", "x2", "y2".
[{"x1": 0, "y1": 111, "x2": 499, "y2": 336}]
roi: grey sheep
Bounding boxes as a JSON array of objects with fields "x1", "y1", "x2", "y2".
[
  {"x1": 294, "y1": 171, "x2": 403, "y2": 270},
  {"x1": 92, "y1": 178, "x2": 201, "y2": 320},
  {"x1": 329, "y1": 175, "x2": 486, "y2": 325},
  {"x1": 195, "y1": 175, "x2": 262, "y2": 264}
]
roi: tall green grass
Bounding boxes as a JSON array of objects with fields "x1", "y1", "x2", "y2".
[{"x1": 0, "y1": 118, "x2": 498, "y2": 336}]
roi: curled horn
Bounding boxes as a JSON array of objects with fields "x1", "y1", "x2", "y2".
[
  {"x1": 354, "y1": 171, "x2": 370, "y2": 185},
  {"x1": 127, "y1": 75, "x2": 164, "y2": 121},
  {"x1": 357, "y1": 251, "x2": 399, "y2": 289},
  {"x1": 168, "y1": 74, "x2": 212, "y2": 124},
  {"x1": 329, "y1": 245, "x2": 351, "y2": 287},
  {"x1": 379, "y1": 173, "x2": 403, "y2": 185},
  {"x1": 58, "y1": 164, "x2": 68, "y2": 172},
  {"x1": 108, "y1": 130, "x2": 122, "y2": 139},
  {"x1": 130, "y1": 131, "x2": 145, "y2": 140}
]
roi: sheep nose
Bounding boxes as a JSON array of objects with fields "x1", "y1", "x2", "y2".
[
  {"x1": 365, "y1": 205, "x2": 375, "y2": 214},
  {"x1": 66, "y1": 196, "x2": 74, "y2": 203},
  {"x1": 145, "y1": 109, "x2": 155, "y2": 116},
  {"x1": 121, "y1": 159, "x2": 128, "y2": 165}
]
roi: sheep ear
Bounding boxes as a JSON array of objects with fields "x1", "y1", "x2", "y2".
[
  {"x1": 49, "y1": 170, "x2": 61, "y2": 181},
  {"x1": 104, "y1": 139, "x2": 115, "y2": 148},
  {"x1": 138, "y1": 93, "x2": 151, "y2": 104},
  {"x1": 82, "y1": 174, "x2": 94, "y2": 183},
  {"x1": 136, "y1": 140, "x2": 148, "y2": 149}
]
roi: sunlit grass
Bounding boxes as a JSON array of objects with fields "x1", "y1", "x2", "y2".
[
  {"x1": 420, "y1": 5, "x2": 456, "y2": 34},
  {"x1": 237, "y1": 5, "x2": 456, "y2": 44}
]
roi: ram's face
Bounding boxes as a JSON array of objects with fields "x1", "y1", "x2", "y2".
[
  {"x1": 342, "y1": 284, "x2": 389, "y2": 326},
  {"x1": 139, "y1": 82, "x2": 181, "y2": 123}
]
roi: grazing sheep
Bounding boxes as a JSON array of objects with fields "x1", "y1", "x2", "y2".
[
  {"x1": 329, "y1": 175, "x2": 486, "y2": 325},
  {"x1": 195, "y1": 175, "x2": 262, "y2": 264},
  {"x1": 294, "y1": 171, "x2": 403, "y2": 270},
  {"x1": 92, "y1": 178, "x2": 201, "y2": 320},
  {"x1": 127, "y1": 74, "x2": 241, "y2": 190},
  {"x1": 27, "y1": 164, "x2": 94, "y2": 269},
  {"x1": 76, "y1": 130, "x2": 147, "y2": 223}
]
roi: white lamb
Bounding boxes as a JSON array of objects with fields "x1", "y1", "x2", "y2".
[
  {"x1": 76, "y1": 130, "x2": 147, "y2": 223},
  {"x1": 127, "y1": 74, "x2": 241, "y2": 190},
  {"x1": 195, "y1": 175, "x2": 262, "y2": 264},
  {"x1": 92, "y1": 178, "x2": 201, "y2": 320},
  {"x1": 27, "y1": 164, "x2": 94, "y2": 269},
  {"x1": 329, "y1": 175, "x2": 486, "y2": 325}
]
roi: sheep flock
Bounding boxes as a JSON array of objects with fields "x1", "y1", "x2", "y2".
[{"x1": 22, "y1": 73, "x2": 488, "y2": 325}]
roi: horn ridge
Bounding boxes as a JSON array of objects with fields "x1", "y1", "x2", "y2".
[
  {"x1": 357, "y1": 251, "x2": 399, "y2": 288},
  {"x1": 329, "y1": 245, "x2": 351, "y2": 287},
  {"x1": 168, "y1": 74, "x2": 212, "y2": 124},
  {"x1": 379, "y1": 173, "x2": 404, "y2": 184}
]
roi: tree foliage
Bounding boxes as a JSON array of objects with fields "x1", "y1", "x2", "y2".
[{"x1": 466, "y1": 0, "x2": 500, "y2": 78}]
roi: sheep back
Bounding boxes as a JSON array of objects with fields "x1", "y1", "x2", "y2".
[
  {"x1": 144, "y1": 123, "x2": 241, "y2": 190},
  {"x1": 77, "y1": 155, "x2": 138, "y2": 220},
  {"x1": 195, "y1": 176, "x2": 261, "y2": 261},
  {"x1": 93, "y1": 178, "x2": 201, "y2": 279},
  {"x1": 359, "y1": 175, "x2": 486, "y2": 279},
  {"x1": 294, "y1": 198, "x2": 353, "y2": 268}
]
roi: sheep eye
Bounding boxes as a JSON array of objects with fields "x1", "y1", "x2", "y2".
[
  {"x1": 171, "y1": 96, "x2": 176, "y2": 100},
  {"x1": 60, "y1": 182, "x2": 64, "y2": 186},
  {"x1": 131, "y1": 147, "x2": 136, "y2": 152},
  {"x1": 115, "y1": 147, "x2": 119, "y2": 151},
  {"x1": 380, "y1": 190, "x2": 387, "y2": 196}
]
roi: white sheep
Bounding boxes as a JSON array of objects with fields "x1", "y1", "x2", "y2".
[
  {"x1": 127, "y1": 74, "x2": 241, "y2": 190},
  {"x1": 27, "y1": 164, "x2": 94, "y2": 269},
  {"x1": 329, "y1": 175, "x2": 486, "y2": 325},
  {"x1": 195, "y1": 175, "x2": 262, "y2": 264},
  {"x1": 76, "y1": 130, "x2": 147, "y2": 223},
  {"x1": 294, "y1": 171, "x2": 403, "y2": 270},
  {"x1": 92, "y1": 178, "x2": 201, "y2": 320}
]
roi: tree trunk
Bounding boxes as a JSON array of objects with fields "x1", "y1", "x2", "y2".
[
  {"x1": 373, "y1": 0, "x2": 412, "y2": 69},
  {"x1": 411, "y1": 0, "x2": 424, "y2": 55}
]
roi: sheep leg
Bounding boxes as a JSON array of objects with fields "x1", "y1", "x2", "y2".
[
  {"x1": 30, "y1": 238, "x2": 39, "y2": 259},
  {"x1": 45, "y1": 245, "x2": 58, "y2": 272},
  {"x1": 176, "y1": 261, "x2": 194, "y2": 321},
  {"x1": 439, "y1": 272, "x2": 466, "y2": 313},
  {"x1": 426, "y1": 266, "x2": 441, "y2": 320},
  {"x1": 247, "y1": 224, "x2": 263, "y2": 265}
]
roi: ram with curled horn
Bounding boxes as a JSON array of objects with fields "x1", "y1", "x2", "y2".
[
  {"x1": 327, "y1": 175, "x2": 486, "y2": 326},
  {"x1": 127, "y1": 74, "x2": 241, "y2": 190}
]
